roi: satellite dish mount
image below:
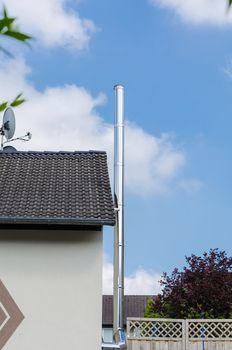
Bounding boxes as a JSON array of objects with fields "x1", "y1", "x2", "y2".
[{"x1": 0, "y1": 107, "x2": 31, "y2": 151}]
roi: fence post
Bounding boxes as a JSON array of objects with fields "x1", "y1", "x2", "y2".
[
  {"x1": 126, "y1": 319, "x2": 129, "y2": 338},
  {"x1": 185, "y1": 319, "x2": 189, "y2": 350},
  {"x1": 182, "y1": 319, "x2": 185, "y2": 350}
]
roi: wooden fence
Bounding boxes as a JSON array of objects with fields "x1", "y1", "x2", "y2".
[{"x1": 127, "y1": 318, "x2": 232, "y2": 350}]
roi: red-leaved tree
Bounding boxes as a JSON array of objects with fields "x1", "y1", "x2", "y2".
[{"x1": 145, "y1": 249, "x2": 232, "y2": 319}]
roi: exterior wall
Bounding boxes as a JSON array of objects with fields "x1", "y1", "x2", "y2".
[{"x1": 0, "y1": 228, "x2": 102, "y2": 350}]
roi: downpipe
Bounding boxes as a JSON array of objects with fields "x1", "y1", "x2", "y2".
[{"x1": 102, "y1": 85, "x2": 126, "y2": 350}]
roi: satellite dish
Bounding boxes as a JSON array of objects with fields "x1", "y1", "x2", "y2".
[
  {"x1": 2, "y1": 107, "x2": 15, "y2": 140},
  {"x1": 3, "y1": 145, "x2": 17, "y2": 153}
]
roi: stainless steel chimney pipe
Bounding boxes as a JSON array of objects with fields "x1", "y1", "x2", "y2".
[
  {"x1": 102, "y1": 84, "x2": 126, "y2": 350},
  {"x1": 113, "y1": 84, "x2": 125, "y2": 335}
]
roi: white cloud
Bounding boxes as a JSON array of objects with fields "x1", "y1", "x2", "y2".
[
  {"x1": 0, "y1": 57, "x2": 185, "y2": 196},
  {"x1": 126, "y1": 125, "x2": 184, "y2": 195},
  {"x1": 150, "y1": 0, "x2": 232, "y2": 26},
  {"x1": 103, "y1": 256, "x2": 161, "y2": 295},
  {"x1": 223, "y1": 58, "x2": 232, "y2": 79},
  {"x1": 178, "y1": 178, "x2": 203, "y2": 194},
  {"x1": 3, "y1": 0, "x2": 96, "y2": 49}
]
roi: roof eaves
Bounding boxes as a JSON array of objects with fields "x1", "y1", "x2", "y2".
[{"x1": 0, "y1": 216, "x2": 115, "y2": 226}]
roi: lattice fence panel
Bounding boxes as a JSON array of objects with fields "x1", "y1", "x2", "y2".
[
  {"x1": 127, "y1": 318, "x2": 232, "y2": 341},
  {"x1": 188, "y1": 320, "x2": 232, "y2": 339},
  {"x1": 127, "y1": 318, "x2": 183, "y2": 339}
]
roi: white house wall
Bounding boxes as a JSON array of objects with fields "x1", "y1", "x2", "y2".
[{"x1": 0, "y1": 228, "x2": 103, "y2": 350}]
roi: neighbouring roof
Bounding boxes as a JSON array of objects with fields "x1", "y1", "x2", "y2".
[
  {"x1": 102, "y1": 295, "x2": 153, "y2": 326},
  {"x1": 0, "y1": 151, "x2": 115, "y2": 226}
]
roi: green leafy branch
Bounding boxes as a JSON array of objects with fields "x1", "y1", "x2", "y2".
[
  {"x1": 0, "y1": 6, "x2": 31, "y2": 54},
  {"x1": 0, "y1": 93, "x2": 26, "y2": 112},
  {"x1": 0, "y1": 7, "x2": 31, "y2": 112}
]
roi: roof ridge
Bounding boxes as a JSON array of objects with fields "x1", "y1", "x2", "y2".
[{"x1": 0, "y1": 150, "x2": 107, "y2": 155}]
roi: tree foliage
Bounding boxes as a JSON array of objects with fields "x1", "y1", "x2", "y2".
[
  {"x1": 0, "y1": 7, "x2": 31, "y2": 110},
  {"x1": 0, "y1": 6, "x2": 31, "y2": 55},
  {"x1": 145, "y1": 249, "x2": 232, "y2": 319},
  {"x1": 0, "y1": 93, "x2": 26, "y2": 112}
]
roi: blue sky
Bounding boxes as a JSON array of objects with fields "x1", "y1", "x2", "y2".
[{"x1": 1, "y1": 0, "x2": 232, "y2": 293}]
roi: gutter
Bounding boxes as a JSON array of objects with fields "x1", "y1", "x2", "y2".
[{"x1": 0, "y1": 216, "x2": 115, "y2": 226}]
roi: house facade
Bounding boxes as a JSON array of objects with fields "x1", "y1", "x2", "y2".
[{"x1": 0, "y1": 151, "x2": 114, "y2": 350}]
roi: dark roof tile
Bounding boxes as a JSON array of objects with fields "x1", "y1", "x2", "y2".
[
  {"x1": 102, "y1": 295, "x2": 153, "y2": 326},
  {"x1": 0, "y1": 151, "x2": 115, "y2": 226}
]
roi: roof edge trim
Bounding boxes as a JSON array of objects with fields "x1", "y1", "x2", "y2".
[{"x1": 0, "y1": 216, "x2": 115, "y2": 226}]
